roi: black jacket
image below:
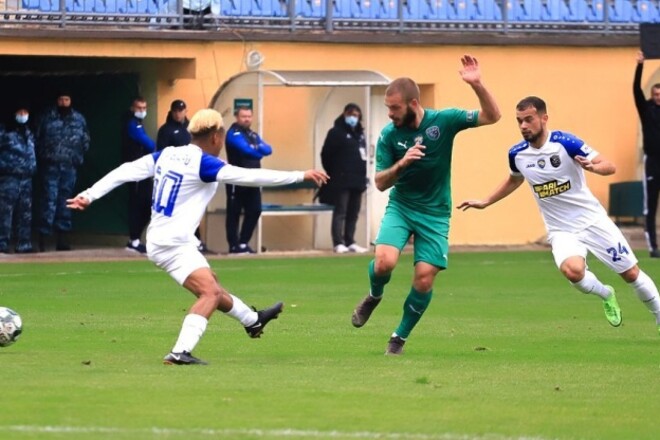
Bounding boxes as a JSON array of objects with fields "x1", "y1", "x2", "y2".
[
  {"x1": 321, "y1": 115, "x2": 367, "y2": 191},
  {"x1": 156, "y1": 112, "x2": 191, "y2": 151},
  {"x1": 634, "y1": 63, "x2": 660, "y2": 159}
]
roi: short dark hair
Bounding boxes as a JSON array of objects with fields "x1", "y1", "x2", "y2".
[
  {"x1": 386, "y1": 77, "x2": 420, "y2": 103},
  {"x1": 516, "y1": 96, "x2": 547, "y2": 114},
  {"x1": 132, "y1": 96, "x2": 147, "y2": 105},
  {"x1": 234, "y1": 105, "x2": 252, "y2": 117}
]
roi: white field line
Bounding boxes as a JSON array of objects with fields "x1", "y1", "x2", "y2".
[{"x1": 0, "y1": 425, "x2": 564, "y2": 440}]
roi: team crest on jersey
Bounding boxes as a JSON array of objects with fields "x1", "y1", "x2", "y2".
[
  {"x1": 550, "y1": 155, "x2": 561, "y2": 168},
  {"x1": 425, "y1": 126, "x2": 440, "y2": 140},
  {"x1": 537, "y1": 159, "x2": 546, "y2": 169},
  {"x1": 533, "y1": 179, "x2": 571, "y2": 199}
]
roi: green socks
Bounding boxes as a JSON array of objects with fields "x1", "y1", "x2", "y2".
[
  {"x1": 394, "y1": 287, "x2": 433, "y2": 339},
  {"x1": 369, "y1": 259, "x2": 391, "y2": 298}
]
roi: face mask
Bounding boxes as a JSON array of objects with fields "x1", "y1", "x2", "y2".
[
  {"x1": 15, "y1": 114, "x2": 28, "y2": 124},
  {"x1": 134, "y1": 111, "x2": 147, "y2": 119},
  {"x1": 345, "y1": 115, "x2": 359, "y2": 128}
]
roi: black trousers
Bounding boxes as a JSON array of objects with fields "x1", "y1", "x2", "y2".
[
  {"x1": 128, "y1": 179, "x2": 153, "y2": 242},
  {"x1": 225, "y1": 184, "x2": 262, "y2": 249},
  {"x1": 331, "y1": 188, "x2": 363, "y2": 247},
  {"x1": 644, "y1": 156, "x2": 660, "y2": 251}
]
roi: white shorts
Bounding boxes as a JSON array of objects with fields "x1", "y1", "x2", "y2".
[
  {"x1": 147, "y1": 243, "x2": 209, "y2": 285},
  {"x1": 547, "y1": 216, "x2": 638, "y2": 274}
]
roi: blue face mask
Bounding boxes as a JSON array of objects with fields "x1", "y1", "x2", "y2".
[
  {"x1": 345, "y1": 115, "x2": 359, "y2": 128},
  {"x1": 134, "y1": 111, "x2": 147, "y2": 120},
  {"x1": 15, "y1": 114, "x2": 29, "y2": 124}
]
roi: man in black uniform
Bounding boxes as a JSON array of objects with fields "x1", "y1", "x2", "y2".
[{"x1": 634, "y1": 51, "x2": 660, "y2": 258}]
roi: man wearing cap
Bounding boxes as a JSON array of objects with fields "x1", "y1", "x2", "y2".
[
  {"x1": 0, "y1": 103, "x2": 36, "y2": 253},
  {"x1": 121, "y1": 96, "x2": 156, "y2": 254},
  {"x1": 157, "y1": 99, "x2": 191, "y2": 151},
  {"x1": 35, "y1": 90, "x2": 90, "y2": 252}
]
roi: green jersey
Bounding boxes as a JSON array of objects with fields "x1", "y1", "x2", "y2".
[{"x1": 376, "y1": 108, "x2": 478, "y2": 216}]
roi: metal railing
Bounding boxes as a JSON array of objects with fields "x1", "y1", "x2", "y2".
[{"x1": 0, "y1": 0, "x2": 652, "y2": 33}]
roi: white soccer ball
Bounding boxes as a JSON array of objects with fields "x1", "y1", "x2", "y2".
[{"x1": 0, "y1": 307, "x2": 22, "y2": 347}]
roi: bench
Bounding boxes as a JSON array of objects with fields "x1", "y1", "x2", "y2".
[
  {"x1": 206, "y1": 181, "x2": 334, "y2": 253},
  {"x1": 609, "y1": 181, "x2": 644, "y2": 226}
]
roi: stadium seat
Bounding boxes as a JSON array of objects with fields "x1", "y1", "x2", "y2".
[
  {"x1": 585, "y1": 0, "x2": 603, "y2": 20},
  {"x1": 348, "y1": 0, "x2": 372, "y2": 18},
  {"x1": 609, "y1": 0, "x2": 634, "y2": 21},
  {"x1": 421, "y1": 0, "x2": 453, "y2": 19},
  {"x1": 299, "y1": 0, "x2": 324, "y2": 17},
  {"x1": 448, "y1": 0, "x2": 475, "y2": 19},
  {"x1": 540, "y1": 0, "x2": 568, "y2": 21},
  {"x1": 633, "y1": 0, "x2": 659, "y2": 22},
  {"x1": 509, "y1": 0, "x2": 543, "y2": 20},
  {"x1": 372, "y1": 0, "x2": 397, "y2": 18},
  {"x1": 472, "y1": 0, "x2": 502, "y2": 20},
  {"x1": 403, "y1": 0, "x2": 421, "y2": 19},
  {"x1": 564, "y1": 0, "x2": 589, "y2": 21}
]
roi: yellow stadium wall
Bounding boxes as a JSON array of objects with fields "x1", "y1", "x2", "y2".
[{"x1": 4, "y1": 37, "x2": 657, "y2": 247}]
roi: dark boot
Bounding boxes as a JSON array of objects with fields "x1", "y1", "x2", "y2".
[{"x1": 55, "y1": 232, "x2": 71, "y2": 251}]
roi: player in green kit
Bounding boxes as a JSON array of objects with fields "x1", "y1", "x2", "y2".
[{"x1": 351, "y1": 55, "x2": 501, "y2": 355}]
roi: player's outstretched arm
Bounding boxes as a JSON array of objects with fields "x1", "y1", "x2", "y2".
[
  {"x1": 574, "y1": 155, "x2": 615, "y2": 176},
  {"x1": 217, "y1": 164, "x2": 328, "y2": 187},
  {"x1": 457, "y1": 174, "x2": 524, "y2": 211},
  {"x1": 458, "y1": 54, "x2": 501, "y2": 127},
  {"x1": 66, "y1": 193, "x2": 91, "y2": 211}
]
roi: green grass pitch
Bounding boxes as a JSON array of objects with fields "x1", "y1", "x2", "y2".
[{"x1": 0, "y1": 251, "x2": 658, "y2": 440}]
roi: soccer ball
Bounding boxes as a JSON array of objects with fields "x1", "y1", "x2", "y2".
[{"x1": 0, "y1": 307, "x2": 22, "y2": 347}]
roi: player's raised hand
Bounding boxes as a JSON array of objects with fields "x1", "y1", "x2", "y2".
[
  {"x1": 459, "y1": 54, "x2": 482, "y2": 85},
  {"x1": 304, "y1": 169, "x2": 330, "y2": 186},
  {"x1": 457, "y1": 199, "x2": 488, "y2": 211},
  {"x1": 66, "y1": 194, "x2": 91, "y2": 211},
  {"x1": 399, "y1": 144, "x2": 426, "y2": 168},
  {"x1": 574, "y1": 155, "x2": 595, "y2": 172}
]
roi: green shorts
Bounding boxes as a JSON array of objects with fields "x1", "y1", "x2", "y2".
[{"x1": 374, "y1": 202, "x2": 450, "y2": 269}]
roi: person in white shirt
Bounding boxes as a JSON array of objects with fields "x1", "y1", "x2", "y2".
[
  {"x1": 458, "y1": 96, "x2": 660, "y2": 335},
  {"x1": 67, "y1": 109, "x2": 329, "y2": 364}
]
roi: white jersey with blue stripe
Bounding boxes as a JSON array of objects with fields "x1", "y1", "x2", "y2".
[
  {"x1": 82, "y1": 144, "x2": 304, "y2": 246},
  {"x1": 508, "y1": 130, "x2": 607, "y2": 233}
]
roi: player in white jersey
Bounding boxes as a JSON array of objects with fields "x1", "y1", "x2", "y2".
[
  {"x1": 458, "y1": 96, "x2": 660, "y2": 335},
  {"x1": 67, "y1": 109, "x2": 329, "y2": 364}
]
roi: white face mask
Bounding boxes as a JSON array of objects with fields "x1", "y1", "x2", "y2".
[
  {"x1": 15, "y1": 114, "x2": 29, "y2": 124},
  {"x1": 345, "y1": 115, "x2": 359, "y2": 128},
  {"x1": 134, "y1": 111, "x2": 147, "y2": 119}
]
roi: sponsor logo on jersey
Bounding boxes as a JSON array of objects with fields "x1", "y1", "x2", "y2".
[
  {"x1": 425, "y1": 126, "x2": 440, "y2": 140},
  {"x1": 414, "y1": 136, "x2": 424, "y2": 145},
  {"x1": 533, "y1": 179, "x2": 571, "y2": 199},
  {"x1": 397, "y1": 141, "x2": 409, "y2": 149},
  {"x1": 526, "y1": 163, "x2": 536, "y2": 168},
  {"x1": 537, "y1": 159, "x2": 546, "y2": 169},
  {"x1": 466, "y1": 110, "x2": 475, "y2": 122},
  {"x1": 550, "y1": 154, "x2": 561, "y2": 168}
]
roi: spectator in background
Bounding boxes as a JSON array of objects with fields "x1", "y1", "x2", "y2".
[
  {"x1": 156, "y1": 99, "x2": 212, "y2": 254},
  {"x1": 321, "y1": 103, "x2": 369, "y2": 254},
  {"x1": 36, "y1": 90, "x2": 90, "y2": 252},
  {"x1": 633, "y1": 51, "x2": 660, "y2": 258},
  {"x1": 182, "y1": 0, "x2": 212, "y2": 29},
  {"x1": 225, "y1": 106, "x2": 272, "y2": 254},
  {"x1": 157, "y1": 99, "x2": 191, "y2": 151},
  {"x1": 122, "y1": 96, "x2": 155, "y2": 254},
  {"x1": 0, "y1": 103, "x2": 36, "y2": 253}
]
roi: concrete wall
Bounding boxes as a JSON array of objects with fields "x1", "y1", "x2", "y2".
[{"x1": 4, "y1": 37, "x2": 658, "y2": 248}]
